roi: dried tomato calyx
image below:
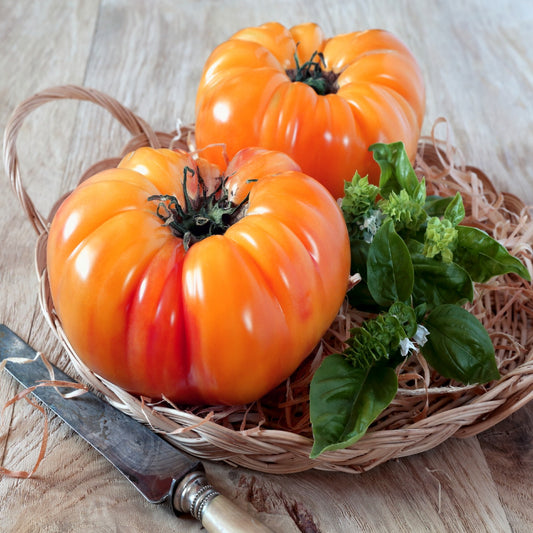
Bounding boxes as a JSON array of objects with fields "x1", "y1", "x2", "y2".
[
  {"x1": 286, "y1": 51, "x2": 339, "y2": 95},
  {"x1": 148, "y1": 166, "x2": 247, "y2": 250}
]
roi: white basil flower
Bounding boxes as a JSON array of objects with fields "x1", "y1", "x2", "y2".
[
  {"x1": 399, "y1": 337, "x2": 417, "y2": 357},
  {"x1": 413, "y1": 324, "x2": 430, "y2": 346}
]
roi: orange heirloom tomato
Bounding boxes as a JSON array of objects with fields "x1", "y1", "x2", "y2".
[
  {"x1": 195, "y1": 22, "x2": 425, "y2": 199},
  {"x1": 47, "y1": 147, "x2": 351, "y2": 405}
]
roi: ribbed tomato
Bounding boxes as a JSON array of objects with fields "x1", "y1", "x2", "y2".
[
  {"x1": 46, "y1": 146, "x2": 350, "y2": 405},
  {"x1": 195, "y1": 22, "x2": 425, "y2": 199}
]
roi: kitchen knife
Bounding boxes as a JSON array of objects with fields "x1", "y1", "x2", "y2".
[{"x1": 0, "y1": 324, "x2": 273, "y2": 532}]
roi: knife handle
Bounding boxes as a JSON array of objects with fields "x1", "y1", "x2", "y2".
[
  {"x1": 172, "y1": 471, "x2": 274, "y2": 532},
  {"x1": 201, "y1": 493, "x2": 275, "y2": 533}
]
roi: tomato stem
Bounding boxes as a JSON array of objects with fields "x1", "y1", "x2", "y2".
[
  {"x1": 148, "y1": 166, "x2": 247, "y2": 250},
  {"x1": 286, "y1": 50, "x2": 339, "y2": 95}
]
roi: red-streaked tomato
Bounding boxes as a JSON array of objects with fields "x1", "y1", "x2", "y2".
[
  {"x1": 195, "y1": 22, "x2": 425, "y2": 199},
  {"x1": 47, "y1": 146, "x2": 351, "y2": 405}
]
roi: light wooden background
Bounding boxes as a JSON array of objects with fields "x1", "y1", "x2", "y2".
[{"x1": 1, "y1": 1, "x2": 532, "y2": 531}]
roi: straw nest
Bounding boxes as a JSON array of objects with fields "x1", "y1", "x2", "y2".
[{"x1": 4, "y1": 85, "x2": 532, "y2": 474}]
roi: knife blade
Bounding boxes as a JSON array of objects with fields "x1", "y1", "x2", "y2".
[{"x1": 0, "y1": 324, "x2": 273, "y2": 532}]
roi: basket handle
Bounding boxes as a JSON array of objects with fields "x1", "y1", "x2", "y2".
[{"x1": 3, "y1": 85, "x2": 161, "y2": 236}]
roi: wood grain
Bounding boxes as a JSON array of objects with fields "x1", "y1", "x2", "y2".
[{"x1": 1, "y1": 0, "x2": 532, "y2": 532}]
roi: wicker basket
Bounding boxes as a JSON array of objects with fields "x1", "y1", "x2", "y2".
[{"x1": 4, "y1": 85, "x2": 533, "y2": 474}]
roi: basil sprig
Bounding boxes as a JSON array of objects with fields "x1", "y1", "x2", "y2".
[{"x1": 310, "y1": 142, "x2": 530, "y2": 458}]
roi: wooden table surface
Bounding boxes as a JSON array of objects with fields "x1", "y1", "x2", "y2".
[{"x1": 1, "y1": 1, "x2": 532, "y2": 531}]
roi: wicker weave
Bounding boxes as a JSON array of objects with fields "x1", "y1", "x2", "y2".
[{"x1": 4, "y1": 85, "x2": 533, "y2": 474}]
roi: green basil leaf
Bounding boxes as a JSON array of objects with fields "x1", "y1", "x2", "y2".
[
  {"x1": 367, "y1": 219, "x2": 414, "y2": 306},
  {"x1": 424, "y1": 195, "x2": 454, "y2": 217},
  {"x1": 409, "y1": 247, "x2": 474, "y2": 308},
  {"x1": 350, "y1": 238, "x2": 370, "y2": 278},
  {"x1": 421, "y1": 304, "x2": 500, "y2": 384},
  {"x1": 414, "y1": 302, "x2": 428, "y2": 323},
  {"x1": 348, "y1": 238, "x2": 385, "y2": 312},
  {"x1": 405, "y1": 237, "x2": 424, "y2": 254},
  {"x1": 347, "y1": 280, "x2": 384, "y2": 313},
  {"x1": 444, "y1": 192, "x2": 465, "y2": 226},
  {"x1": 454, "y1": 226, "x2": 531, "y2": 282},
  {"x1": 310, "y1": 354, "x2": 398, "y2": 458},
  {"x1": 370, "y1": 142, "x2": 420, "y2": 199},
  {"x1": 412, "y1": 178, "x2": 427, "y2": 205}
]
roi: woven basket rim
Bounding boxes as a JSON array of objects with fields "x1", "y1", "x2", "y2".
[{"x1": 4, "y1": 85, "x2": 533, "y2": 474}]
